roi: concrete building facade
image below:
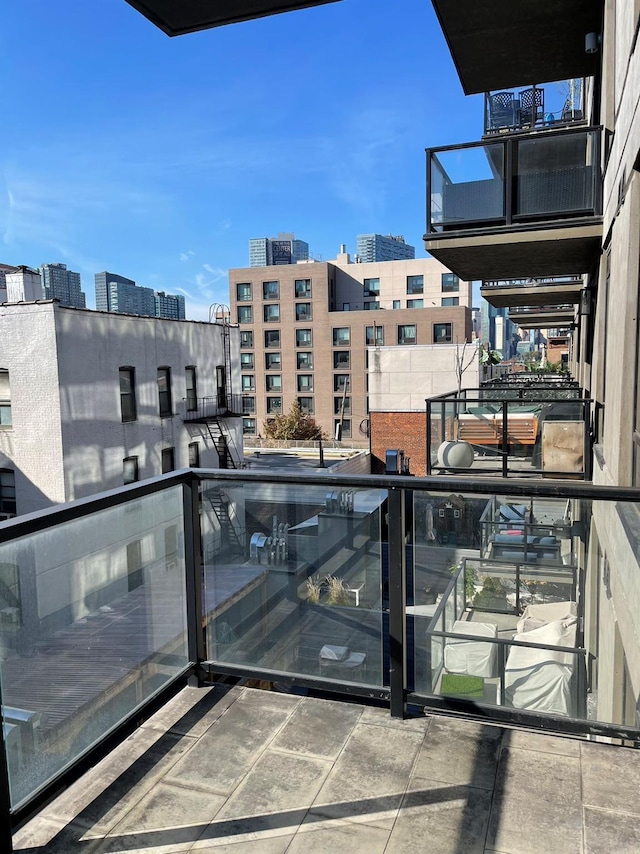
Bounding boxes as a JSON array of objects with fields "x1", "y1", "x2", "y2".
[
  {"x1": 229, "y1": 256, "x2": 472, "y2": 440},
  {"x1": 356, "y1": 233, "x2": 415, "y2": 262},
  {"x1": 0, "y1": 302, "x2": 242, "y2": 516}
]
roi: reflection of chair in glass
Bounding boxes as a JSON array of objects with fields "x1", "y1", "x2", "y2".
[
  {"x1": 487, "y1": 91, "x2": 517, "y2": 130},
  {"x1": 519, "y1": 87, "x2": 544, "y2": 127}
]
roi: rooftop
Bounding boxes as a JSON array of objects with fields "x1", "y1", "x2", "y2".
[{"x1": 14, "y1": 683, "x2": 640, "y2": 853}]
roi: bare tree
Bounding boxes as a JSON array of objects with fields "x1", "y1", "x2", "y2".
[{"x1": 454, "y1": 339, "x2": 478, "y2": 396}]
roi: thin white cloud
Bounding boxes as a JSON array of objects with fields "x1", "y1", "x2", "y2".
[{"x1": 179, "y1": 250, "x2": 195, "y2": 262}]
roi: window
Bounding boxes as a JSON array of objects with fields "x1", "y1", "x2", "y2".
[
  {"x1": 266, "y1": 375, "x2": 282, "y2": 392},
  {"x1": 398, "y1": 324, "x2": 417, "y2": 345},
  {"x1": 0, "y1": 470, "x2": 16, "y2": 515},
  {"x1": 264, "y1": 329, "x2": 280, "y2": 348},
  {"x1": 298, "y1": 396, "x2": 314, "y2": 415},
  {"x1": 119, "y1": 367, "x2": 137, "y2": 422},
  {"x1": 263, "y1": 303, "x2": 280, "y2": 322},
  {"x1": 242, "y1": 396, "x2": 255, "y2": 414},
  {"x1": 334, "y1": 418, "x2": 351, "y2": 439},
  {"x1": 265, "y1": 352, "x2": 281, "y2": 370},
  {"x1": 188, "y1": 442, "x2": 200, "y2": 467},
  {"x1": 441, "y1": 272, "x2": 460, "y2": 292},
  {"x1": 237, "y1": 305, "x2": 253, "y2": 324},
  {"x1": 240, "y1": 353, "x2": 254, "y2": 370},
  {"x1": 127, "y1": 540, "x2": 144, "y2": 591},
  {"x1": 296, "y1": 328, "x2": 312, "y2": 347},
  {"x1": 236, "y1": 282, "x2": 252, "y2": 301},
  {"x1": 365, "y1": 325, "x2": 384, "y2": 346},
  {"x1": 407, "y1": 299, "x2": 424, "y2": 309},
  {"x1": 334, "y1": 374, "x2": 350, "y2": 392},
  {"x1": 364, "y1": 301, "x2": 380, "y2": 310},
  {"x1": 263, "y1": 281, "x2": 279, "y2": 299},
  {"x1": 240, "y1": 330, "x2": 253, "y2": 349},
  {"x1": 333, "y1": 351, "x2": 350, "y2": 369},
  {"x1": 334, "y1": 396, "x2": 351, "y2": 415},
  {"x1": 243, "y1": 418, "x2": 256, "y2": 435},
  {"x1": 266, "y1": 397, "x2": 282, "y2": 414},
  {"x1": 0, "y1": 370, "x2": 11, "y2": 427},
  {"x1": 363, "y1": 277, "x2": 380, "y2": 296},
  {"x1": 433, "y1": 322, "x2": 453, "y2": 343},
  {"x1": 342, "y1": 303, "x2": 350, "y2": 311},
  {"x1": 297, "y1": 351, "x2": 313, "y2": 370},
  {"x1": 156, "y1": 367, "x2": 172, "y2": 417},
  {"x1": 297, "y1": 374, "x2": 313, "y2": 392},
  {"x1": 161, "y1": 447, "x2": 175, "y2": 473},
  {"x1": 333, "y1": 327, "x2": 350, "y2": 346},
  {"x1": 442, "y1": 297, "x2": 459, "y2": 306},
  {"x1": 296, "y1": 302, "x2": 312, "y2": 321},
  {"x1": 393, "y1": 300, "x2": 401, "y2": 310},
  {"x1": 123, "y1": 456, "x2": 139, "y2": 485},
  {"x1": 242, "y1": 375, "x2": 255, "y2": 391},
  {"x1": 407, "y1": 275, "x2": 424, "y2": 294},
  {"x1": 295, "y1": 279, "x2": 311, "y2": 298},
  {"x1": 185, "y1": 366, "x2": 197, "y2": 411}
]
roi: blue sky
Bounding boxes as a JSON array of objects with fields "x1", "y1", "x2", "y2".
[{"x1": 0, "y1": 0, "x2": 483, "y2": 320}]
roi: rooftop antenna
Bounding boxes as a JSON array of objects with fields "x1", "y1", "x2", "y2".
[{"x1": 209, "y1": 303, "x2": 230, "y2": 324}]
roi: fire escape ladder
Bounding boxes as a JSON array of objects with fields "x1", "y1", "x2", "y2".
[{"x1": 207, "y1": 488, "x2": 243, "y2": 556}]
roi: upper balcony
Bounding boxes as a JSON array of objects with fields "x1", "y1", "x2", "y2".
[
  {"x1": 424, "y1": 127, "x2": 602, "y2": 281},
  {"x1": 483, "y1": 80, "x2": 586, "y2": 138},
  {"x1": 508, "y1": 305, "x2": 577, "y2": 328},
  {"x1": 481, "y1": 276, "x2": 583, "y2": 309},
  {"x1": 430, "y1": 0, "x2": 603, "y2": 96}
]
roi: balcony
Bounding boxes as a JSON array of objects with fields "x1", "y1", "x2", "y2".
[
  {"x1": 430, "y1": 0, "x2": 602, "y2": 96},
  {"x1": 182, "y1": 394, "x2": 243, "y2": 421},
  {"x1": 424, "y1": 127, "x2": 602, "y2": 281},
  {"x1": 481, "y1": 276, "x2": 584, "y2": 309},
  {"x1": 508, "y1": 305, "x2": 577, "y2": 328},
  {"x1": 484, "y1": 80, "x2": 586, "y2": 137},
  {"x1": 2, "y1": 468, "x2": 640, "y2": 850}
]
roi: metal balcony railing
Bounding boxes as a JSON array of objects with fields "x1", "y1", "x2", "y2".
[
  {"x1": 1, "y1": 468, "x2": 640, "y2": 849},
  {"x1": 426, "y1": 126, "x2": 601, "y2": 235},
  {"x1": 182, "y1": 394, "x2": 243, "y2": 421},
  {"x1": 483, "y1": 80, "x2": 587, "y2": 137}
]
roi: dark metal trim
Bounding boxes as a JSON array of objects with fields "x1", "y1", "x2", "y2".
[
  {"x1": 183, "y1": 480, "x2": 204, "y2": 671},
  {"x1": 425, "y1": 124, "x2": 602, "y2": 156},
  {"x1": 387, "y1": 488, "x2": 407, "y2": 718},
  {"x1": 0, "y1": 694, "x2": 13, "y2": 852}
]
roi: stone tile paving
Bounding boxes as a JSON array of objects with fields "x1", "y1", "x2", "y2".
[{"x1": 12, "y1": 685, "x2": 640, "y2": 854}]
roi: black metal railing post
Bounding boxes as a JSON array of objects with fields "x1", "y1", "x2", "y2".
[
  {"x1": 426, "y1": 400, "x2": 432, "y2": 475},
  {"x1": 0, "y1": 700, "x2": 13, "y2": 852},
  {"x1": 388, "y1": 487, "x2": 407, "y2": 719},
  {"x1": 502, "y1": 400, "x2": 509, "y2": 478},
  {"x1": 183, "y1": 474, "x2": 205, "y2": 684}
]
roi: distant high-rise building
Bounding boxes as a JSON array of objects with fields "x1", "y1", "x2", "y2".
[
  {"x1": 40, "y1": 263, "x2": 86, "y2": 308},
  {"x1": 95, "y1": 272, "x2": 137, "y2": 312},
  {"x1": 249, "y1": 233, "x2": 309, "y2": 267},
  {"x1": 356, "y1": 234, "x2": 415, "y2": 263},
  {"x1": 155, "y1": 291, "x2": 186, "y2": 320}
]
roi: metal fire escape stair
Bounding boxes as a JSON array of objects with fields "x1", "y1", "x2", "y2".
[{"x1": 207, "y1": 488, "x2": 244, "y2": 556}]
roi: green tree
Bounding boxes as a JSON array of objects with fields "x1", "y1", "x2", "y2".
[{"x1": 263, "y1": 402, "x2": 327, "y2": 440}]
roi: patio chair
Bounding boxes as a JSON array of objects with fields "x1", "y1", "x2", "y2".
[
  {"x1": 487, "y1": 91, "x2": 517, "y2": 130},
  {"x1": 519, "y1": 87, "x2": 544, "y2": 127}
]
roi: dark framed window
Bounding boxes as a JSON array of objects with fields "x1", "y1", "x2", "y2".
[
  {"x1": 392, "y1": 300, "x2": 401, "y2": 309},
  {"x1": 296, "y1": 328, "x2": 312, "y2": 347},
  {"x1": 0, "y1": 469, "x2": 16, "y2": 515},
  {"x1": 236, "y1": 282, "x2": 252, "y2": 301},
  {"x1": 297, "y1": 351, "x2": 313, "y2": 370},
  {"x1": 237, "y1": 305, "x2": 253, "y2": 324},
  {"x1": 342, "y1": 303, "x2": 350, "y2": 311},
  {"x1": 407, "y1": 275, "x2": 424, "y2": 294},
  {"x1": 240, "y1": 353, "x2": 254, "y2": 370},
  {"x1": 185, "y1": 366, "x2": 197, "y2": 411},
  {"x1": 266, "y1": 396, "x2": 282, "y2": 414},
  {"x1": 442, "y1": 297, "x2": 459, "y2": 306},
  {"x1": 297, "y1": 374, "x2": 313, "y2": 392},
  {"x1": 298, "y1": 396, "x2": 314, "y2": 415},
  {"x1": 295, "y1": 279, "x2": 311, "y2": 298},
  {"x1": 334, "y1": 418, "x2": 351, "y2": 438},
  {"x1": 157, "y1": 367, "x2": 172, "y2": 417},
  {"x1": 333, "y1": 351, "x2": 350, "y2": 369},
  {"x1": 263, "y1": 281, "x2": 279, "y2": 300},
  {"x1": 242, "y1": 396, "x2": 255, "y2": 414},
  {"x1": 263, "y1": 303, "x2": 280, "y2": 322},
  {"x1": 334, "y1": 396, "x2": 351, "y2": 415},
  {"x1": 433, "y1": 322, "x2": 453, "y2": 343},
  {"x1": 264, "y1": 329, "x2": 280, "y2": 348},
  {"x1": 0, "y1": 370, "x2": 11, "y2": 427},
  {"x1": 266, "y1": 375, "x2": 282, "y2": 392},
  {"x1": 407, "y1": 299, "x2": 424, "y2": 308},
  {"x1": 265, "y1": 352, "x2": 281, "y2": 370},
  {"x1": 188, "y1": 442, "x2": 200, "y2": 467},
  {"x1": 241, "y1": 375, "x2": 255, "y2": 392},
  {"x1": 240, "y1": 331, "x2": 253, "y2": 349},
  {"x1": 334, "y1": 374, "x2": 350, "y2": 392},
  {"x1": 398, "y1": 324, "x2": 417, "y2": 345},
  {"x1": 441, "y1": 272, "x2": 460, "y2": 292},
  {"x1": 123, "y1": 456, "x2": 139, "y2": 485},
  {"x1": 333, "y1": 327, "x2": 350, "y2": 346},
  {"x1": 127, "y1": 540, "x2": 144, "y2": 591},
  {"x1": 365, "y1": 325, "x2": 384, "y2": 346},
  {"x1": 242, "y1": 418, "x2": 256, "y2": 435},
  {"x1": 364, "y1": 302, "x2": 380, "y2": 310},
  {"x1": 296, "y1": 302, "x2": 312, "y2": 321},
  {"x1": 161, "y1": 447, "x2": 175, "y2": 474},
  {"x1": 119, "y1": 367, "x2": 137, "y2": 422},
  {"x1": 363, "y1": 277, "x2": 380, "y2": 296}
]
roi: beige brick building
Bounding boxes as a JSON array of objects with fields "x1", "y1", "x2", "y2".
[{"x1": 229, "y1": 254, "x2": 472, "y2": 441}]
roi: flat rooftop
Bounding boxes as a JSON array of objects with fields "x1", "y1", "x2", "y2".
[{"x1": 14, "y1": 684, "x2": 640, "y2": 853}]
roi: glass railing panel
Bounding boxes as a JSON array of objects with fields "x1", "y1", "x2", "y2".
[
  {"x1": 429, "y1": 144, "x2": 505, "y2": 231},
  {"x1": 201, "y1": 479, "x2": 385, "y2": 688},
  {"x1": 0, "y1": 486, "x2": 188, "y2": 809},
  {"x1": 484, "y1": 79, "x2": 586, "y2": 136}
]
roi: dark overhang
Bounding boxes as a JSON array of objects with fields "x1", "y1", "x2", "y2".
[
  {"x1": 480, "y1": 279, "x2": 584, "y2": 310},
  {"x1": 125, "y1": 0, "x2": 340, "y2": 35},
  {"x1": 430, "y1": 0, "x2": 603, "y2": 95},
  {"x1": 508, "y1": 307, "x2": 576, "y2": 328}
]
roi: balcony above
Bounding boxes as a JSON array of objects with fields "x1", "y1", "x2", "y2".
[
  {"x1": 484, "y1": 80, "x2": 586, "y2": 138},
  {"x1": 182, "y1": 395, "x2": 243, "y2": 421},
  {"x1": 508, "y1": 305, "x2": 576, "y2": 328},
  {"x1": 125, "y1": 0, "x2": 340, "y2": 35},
  {"x1": 424, "y1": 127, "x2": 602, "y2": 281},
  {"x1": 430, "y1": 0, "x2": 603, "y2": 95},
  {"x1": 481, "y1": 276, "x2": 584, "y2": 309}
]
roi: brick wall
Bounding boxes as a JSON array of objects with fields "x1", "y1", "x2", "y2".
[{"x1": 370, "y1": 411, "x2": 427, "y2": 476}]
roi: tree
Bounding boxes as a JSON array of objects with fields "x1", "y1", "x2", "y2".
[
  {"x1": 454, "y1": 339, "x2": 479, "y2": 395},
  {"x1": 263, "y1": 402, "x2": 327, "y2": 440}
]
